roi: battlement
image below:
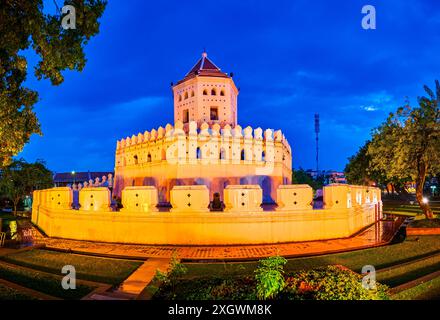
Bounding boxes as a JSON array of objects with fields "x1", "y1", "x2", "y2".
[{"x1": 115, "y1": 121, "x2": 292, "y2": 168}]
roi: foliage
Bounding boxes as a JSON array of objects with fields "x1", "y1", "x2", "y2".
[
  {"x1": 283, "y1": 265, "x2": 389, "y2": 300},
  {"x1": 292, "y1": 168, "x2": 324, "y2": 191},
  {"x1": 344, "y1": 141, "x2": 395, "y2": 189},
  {"x1": 154, "y1": 251, "x2": 187, "y2": 298},
  {"x1": 0, "y1": 158, "x2": 53, "y2": 214},
  {"x1": 254, "y1": 256, "x2": 287, "y2": 300},
  {"x1": 0, "y1": 0, "x2": 107, "y2": 166},
  {"x1": 367, "y1": 81, "x2": 440, "y2": 218}
]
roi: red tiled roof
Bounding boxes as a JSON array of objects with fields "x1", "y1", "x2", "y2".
[{"x1": 177, "y1": 52, "x2": 229, "y2": 84}]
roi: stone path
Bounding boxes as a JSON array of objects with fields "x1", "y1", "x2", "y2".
[
  {"x1": 34, "y1": 218, "x2": 405, "y2": 261},
  {"x1": 117, "y1": 258, "x2": 170, "y2": 295}
]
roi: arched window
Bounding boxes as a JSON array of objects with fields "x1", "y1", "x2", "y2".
[
  {"x1": 262, "y1": 151, "x2": 266, "y2": 161},
  {"x1": 196, "y1": 147, "x2": 202, "y2": 159},
  {"x1": 184, "y1": 92, "x2": 188, "y2": 99},
  {"x1": 147, "y1": 153, "x2": 152, "y2": 162},
  {"x1": 178, "y1": 95, "x2": 182, "y2": 102},
  {"x1": 219, "y1": 148, "x2": 226, "y2": 160},
  {"x1": 220, "y1": 90, "x2": 225, "y2": 96},
  {"x1": 133, "y1": 155, "x2": 138, "y2": 165},
  {"x1": 203, "y1": 89, "x2": 208, "y2": 95},
  {"x1": 161, "y1": 149, "x2": 166, "y2": 160},
  {"x1": 211, "y1": 88, "x2": 216, "y2": 95},
  {"x1": 191, "y1": 91, "x2": 194, "y2": 97},
  {"x1": 240, "y1": 149, "x2": 245, "y2": 161}
]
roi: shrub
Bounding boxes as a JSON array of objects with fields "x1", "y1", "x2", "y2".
[
  {"x1": 254, "y1": 256, "x2": 287, "y2": 300},
  {"x1": 283, "y1": 265, "x2": 389, "y2": 300},
  {"x1": 153, "y1": 251, "x2": 187, "y2": 299}
]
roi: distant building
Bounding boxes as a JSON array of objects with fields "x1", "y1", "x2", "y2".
[
  {"x1": 305, "y1": 169, "x2": 347, "y2": 184},
  {"x1": 53, "y1": 171, "x2": 114, "y2": 187}
]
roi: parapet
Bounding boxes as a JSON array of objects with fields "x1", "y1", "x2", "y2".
[
  {"x1": 170, "y1": 185, "x2": 210, "y2": 213},
  {"x1": 224, "y1": 184, "x2": 263, "y2": 212},
  {"x1": 276, "y1": 184, "x2": 313, "y2": 211},
  {"x1": 79, "y1": 187, "x2": 111, "y2": 211},
  {"x1": 121, "y1": 186, "x2": 158, "y2": 213}
]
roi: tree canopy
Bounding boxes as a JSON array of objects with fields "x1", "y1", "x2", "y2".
[
  {"x1": 366, "y1": 81, "x2": 440, "y2": 218},
  {"x1": 0, "y1": 0, "x2": 106, "y2": 166},
  {"x1": 0, "y1": 158, "x2": 53, "y2": 214}
]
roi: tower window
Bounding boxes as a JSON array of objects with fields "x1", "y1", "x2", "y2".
[
  {"x1": 196, "y1": 147, "x2": 202, "y2": 159},
  {"x1": 210, "y1": 107, "x2": 219, "y2": 121},
  {"x1": 203, "y1": 89, "x2": 208, "y2": 95},
  {"x1": 191, "y1": 91, "x2": 194, "y2": 97},
  {"x1": 183, "y1": 109, "x2": 189, "y2": 123},
  {"x1": 178, "y1": 95, "x2": 182, "y2": 102},
  {"x1": 147, "y1": 153, "x2": 152, "y2": 162},
  {"x1": 220, "y1": 90, "x2": 225, "y2": 96},
  {"x1": 211, "y1": 89, "x2": 216, "y2": 95},
  {"x1": 184, "y1": 92, "x2": 188, "y2": 99},
  {"x1": 241, "y1": 149, "x2": 245, "y2": 161},
  {"x1": 133, "y1": 155, "x2": 138, "y2": 165}
]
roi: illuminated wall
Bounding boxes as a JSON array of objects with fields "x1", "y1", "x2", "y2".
[
  {"x1": 32, "y1": 184, "x2": 382, "y2": 245},
  {"x1": 114, "y1": 121, "x2": 292, "y2": 203}
]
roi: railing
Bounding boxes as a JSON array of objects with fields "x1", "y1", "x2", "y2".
[{"x1": 0, "y1": 232, "x2": 6, "y2": 247}]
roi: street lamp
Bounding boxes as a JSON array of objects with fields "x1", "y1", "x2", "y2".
[
  {"x1": 71, "y1": 170, "x2": 76, "y2": 184},
  {"x1": 422, "y1": 197, "x2": 429, "y2": 204}
]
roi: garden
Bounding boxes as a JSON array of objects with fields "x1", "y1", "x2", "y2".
[{"x1": 148, "y1": 235, "x2": 440, "y2": 300}]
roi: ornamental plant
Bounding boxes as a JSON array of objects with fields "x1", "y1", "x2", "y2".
[{"x1": 254, "y1": 255, "x2": 287, "y2": 300}]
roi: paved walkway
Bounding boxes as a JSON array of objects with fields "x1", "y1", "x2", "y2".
[
  {"x1": 33, "y1": 218, "x2": 404, "y2": 261},
  {"x1": 117, "y1": 258, "x2": 170, "y2": 295}
]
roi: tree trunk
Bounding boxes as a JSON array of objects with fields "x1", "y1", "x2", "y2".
[{"x1": 415, "y1": 161, "x2": 433, "y2": 219}]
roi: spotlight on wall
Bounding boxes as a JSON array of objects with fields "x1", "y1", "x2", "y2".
[{"x1": 422, "y1": 197, "x2": 429, "y2": 204}]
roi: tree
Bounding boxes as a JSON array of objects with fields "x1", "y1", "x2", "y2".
[
  {"x1": 344, "y1": 141, "x2": 409, "y2": 194},
  {"x1": 0, "y1": 158, "x2": 53, "y2": 214},
  {"x1": 292, "y1": 168, "x2": 324, "y2": 190},
  {"x1": 344, "y1": 143, "x2": 372, "y2": 185},
  {"x1": 367, "y1": 81, "x2": 440, "y2": 218},
  {"x1": 0, "y1": 0, "x2": 106, "y2": 166}
]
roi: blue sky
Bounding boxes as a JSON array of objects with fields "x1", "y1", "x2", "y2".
[{"x1": 18, "y1": 0, "x2": 440, "y2": 172}]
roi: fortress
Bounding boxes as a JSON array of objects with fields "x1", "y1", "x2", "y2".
[
  {"x1": 113, "y1": 52, "x2": 292, "y2": 204},
  {"x1": 31, "y1": 53, "x2": 383, "y2": 246}
]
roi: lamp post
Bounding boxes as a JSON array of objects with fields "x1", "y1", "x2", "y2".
[{"x1": 71, "y1": 171, "x2": 76, "y2": 184}]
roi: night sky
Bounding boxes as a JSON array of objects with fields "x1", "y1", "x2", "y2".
[{"x1": 18, "y1": 0, "x2": 440, "y2": 173}]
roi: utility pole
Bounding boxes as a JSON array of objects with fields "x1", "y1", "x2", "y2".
[{"x1": 314, "y1": 113, "x2": 320, "y2": 175}]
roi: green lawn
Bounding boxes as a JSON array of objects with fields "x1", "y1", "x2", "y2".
[
  {"x1": 383, "y1": 202, "x2": 440, "y2": 217},
  {"x1": 410, "y1": 219, "x2": 440, "y2": 228},
  {"x1": 392, "y1": 276, "x2": 440, "y2": 300},
  {"x1": 0, "y1": 283, "x2": 37, "y2": 300},
  {"x1": 183, "y1": 236, "x2": 440, "y2": 278},
  {"x1": 0, "y1": 249, "x2": 143, "y2": 285},
  {"x1": 0, "y1": 262, "x2": 94, "y2": 299},
  {"x1": 376, "y1": 254, "x2": 440, "y2": 287}
]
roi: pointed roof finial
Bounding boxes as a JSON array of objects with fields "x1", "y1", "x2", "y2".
[{"x1": 202, "y1": 49, "x2": 207, "y2": 58}]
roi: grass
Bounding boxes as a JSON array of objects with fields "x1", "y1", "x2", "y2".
[
  {"x1": 182, "y1": 236, "x2": 440, "y2": 278},
  {"x1": 376, "y1": 254, "x2": 440, "y2": 287},
  {"x1": 0, "y1": 262, "x2": 94, "y2": 299},
  {"x1": 410, "y1": 219, "x2": 440, "y2": 228},
  {"x1": 383, "y1": 202, "x2": 440, "y2": 217},
  {"x1": 0, "y1": 283, "x2": 37, "y2": 300},
  {"x1": 392, "y1": 276, "x2": 440, "y2": 300},
  {"x1": 0, "y1": 249, "x2": 143, "y2": 285}
]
